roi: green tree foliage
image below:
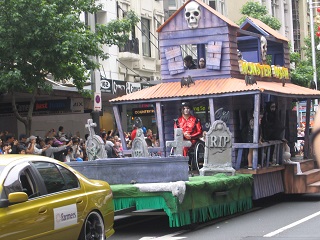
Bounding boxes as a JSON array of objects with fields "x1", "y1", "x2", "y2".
[
  {"x1": 290, "y1": 30, "x2": 320, "y2": 89},
  {"x1": 0, "y1": 0, "x2": 139, "y2": 134},
  {"x1": 302, "y1": 34, "x2": 320, "y2": 88},
  {"x1": 239, "y1": 1, "x2": 281, "y2": 30},
  {"x1": 290, "y1": 51, "x2": 313, "y2": 88}
]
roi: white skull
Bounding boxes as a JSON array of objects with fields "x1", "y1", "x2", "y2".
[
  {"x1": 185, "y1": 2, "x2": 201, "y2": 29},
  {"x1": 260, "y1": 36, "x2": 267, "y2": 62}
]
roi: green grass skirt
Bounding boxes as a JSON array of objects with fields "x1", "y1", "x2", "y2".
[{"x1": 111, "y1": 173, "x2": 253, "y2": 227}]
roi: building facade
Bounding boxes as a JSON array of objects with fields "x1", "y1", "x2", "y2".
[{"x1": 88, "y1": 0, "x2": 165, "y2": 133}]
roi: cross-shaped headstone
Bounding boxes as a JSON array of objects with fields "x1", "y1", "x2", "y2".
[
  {"x1": 166, "y1": 128, "x2": 191, "y2": 156},
  {"x1": 85, "y1": 119, "x2": 107, "y2": 160},
  {"x1": 85, "y1": 119, "x2": 96, "y2": 137}
]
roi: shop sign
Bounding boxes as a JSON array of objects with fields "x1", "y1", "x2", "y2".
[
  {"x1": 132, "y1": 107, "x2": 155, "y2": 116},
  {"x1": 239, "y1": 61, "x2": 289, "y2": 79},
  {"x1": 36, "y1": 100, "x2": 70, "y2": 111},
  {"x1": 0, "y1": 99, "x2": 70, "y2": 114},
  {"x1": 193, "y1": 105, "x2": 206, "y2": 112},
  {"x1": 101, "y1": 79, "x2": 156, "y2": 95},
  {"x1": 126, "y1": 82, "x2": 141, "y2": 94},
  {"x1": 113, "y1": 80, "x2": 126, "y2": 97},
  {"x1": 100, "y1": 78, "x2": 112, "y2": 93},
  {"x1": 141, "y1": 83, "x2": 152, "y2": 89},
  {"x1": 71, "y1": 98, "x2": 84, "y2": 113}
]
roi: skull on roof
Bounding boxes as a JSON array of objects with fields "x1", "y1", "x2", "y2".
[{"x1": 185, "y1": 1, "x2": 201, "y2": 29}]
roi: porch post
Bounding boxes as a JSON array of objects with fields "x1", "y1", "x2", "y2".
[
  {"x1": 155, "y1": 102, "x2": 165, "y2": 156},
  {"x1": 253, "y1": 93, "x2": 261, "y2": 169},
  {"x1": 209, "y1": 98, "x2": 215, "y2": 123},
  {"x1": 113, "y1": 105, "x2": 127, "y2": 151},
  {"x1": 304, "y1": 99, "x2": 311, "y2": 159}
]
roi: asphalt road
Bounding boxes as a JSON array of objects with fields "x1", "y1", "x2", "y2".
[{"x1": 109, "y1": 193, "x2": 320, "y2": 240}]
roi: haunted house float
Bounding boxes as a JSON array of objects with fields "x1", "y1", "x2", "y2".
[{"x1": 110, "y1": 0, "x2": 320, "y2": 199}]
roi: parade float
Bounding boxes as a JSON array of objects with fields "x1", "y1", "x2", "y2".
[{"x1": 68, "y1": 0, "x2": 320, "y2": 227}]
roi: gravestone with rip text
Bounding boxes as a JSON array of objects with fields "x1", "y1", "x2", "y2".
[
  {"x1": 132, "y1": 128, "x2": 149, "y2": 157},
  {"x1": 199, "y1": 120, "x2": 235, "y2": 176}
]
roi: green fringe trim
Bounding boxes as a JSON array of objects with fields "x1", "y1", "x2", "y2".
[
  {"x1": 113, "y1": 196, "x2": 252, "y2": 227},
  {"x1": 170, "y1": 197, "x2": 252, "y2": 227},
  {"x1": 113, "y1": 196, "x2": 168, "y2": 211},
  {"x1": 112, "y1": 174, "x2": 253, "y2": 227}
]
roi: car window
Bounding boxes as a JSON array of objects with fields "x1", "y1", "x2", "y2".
[
  {"x1": 32, "y1": 162, "x2": 79, "y2": 194},
  {"x1": 2, "y1": 162, "x2": 39, "y2": 199},
  {"x1": 57, "y1": 165, "x2": 79, "y2": 189}
]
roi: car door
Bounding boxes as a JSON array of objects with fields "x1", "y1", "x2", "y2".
[
  {"x1": 30, "y1": 161, "x2": 88, "y2": 239},
  {"x1": 0, "y1": 162, "x2": 52, "y2": 240}
]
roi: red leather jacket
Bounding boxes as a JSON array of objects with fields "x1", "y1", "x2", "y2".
[
  {"x1": 174, "y1": 115, "x2": 202, "y2": 157},
  {"x1": 175, "y1": 115, "x2": 202, "y2": 140}
]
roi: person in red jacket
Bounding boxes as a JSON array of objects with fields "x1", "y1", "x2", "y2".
[
  {"x1": 174, "y1": 102, "x2": 202, "y2": 156},
  {"x1": 131, "y1": 125, "x2": 137, "y2": 141}
]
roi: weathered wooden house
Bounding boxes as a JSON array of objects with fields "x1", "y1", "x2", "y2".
[{"x1": 110, "y1": 0, "x2": 320, "y2": 199}]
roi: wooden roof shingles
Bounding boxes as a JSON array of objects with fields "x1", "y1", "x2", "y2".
[{"x1": 242, "y1": 17, "x2": 289, "y2": 42}]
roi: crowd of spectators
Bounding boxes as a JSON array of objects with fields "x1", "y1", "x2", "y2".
[
  {"x1": 0, "y1": 125, "x2": 160, "y2": 159},
  {"x1": 0, "y1": 127, "x2": 86, "y2": 161}
]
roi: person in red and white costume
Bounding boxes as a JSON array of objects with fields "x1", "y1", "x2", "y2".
[{"x1": 174, "y1": 102, "x2": 203, "y2": 156}]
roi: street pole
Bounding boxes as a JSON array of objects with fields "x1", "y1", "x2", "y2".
[
  {"x1": 309, "y1": 0, "x2": 319, "y2": 109},
  {"x1": 88, "y1": 12, "x2": 102, "y2": 134},
  {"x1": 309, "y1": 0, "x2": 318, "y2": 90}
]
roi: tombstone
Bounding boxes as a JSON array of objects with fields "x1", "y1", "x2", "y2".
[
  {"x1": 132, "y1": 128, "x2": 149, "y2": 157},
  {"x1": 199, "y1": 120, "x2": 235, "y2": 176},
  {"x1": 166, "y1": 128, "x2": 191, "y2": 156},
  {"x1": 85, "y1": 119, "x2": 107, "y2": 160}
]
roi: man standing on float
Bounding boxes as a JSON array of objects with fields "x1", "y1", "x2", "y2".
[{"x1": 174, "y1": 102, "x2": 203, "y2": 156}]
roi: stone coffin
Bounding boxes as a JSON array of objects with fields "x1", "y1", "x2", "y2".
[{"x1": 67, "y1": 156, "x2": 189, "y2": 185}]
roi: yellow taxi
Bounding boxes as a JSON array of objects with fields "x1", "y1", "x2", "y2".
[{"x1": 0, "y1": 155, "x2": 114, "y2": 240}]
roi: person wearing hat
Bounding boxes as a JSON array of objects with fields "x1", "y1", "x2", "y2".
[
  {"x1": 27, "y1": 135, "x2": 50, "y2": 155},
  {"x1": 59, "y1": 136, "x2": 69, "y2": 143},
  {"x1": 174, "y1": 102, "x2": 203, "y2": 156},
  {"x1": 44, "y1": 137, "x2": 72, "y2": 159}
]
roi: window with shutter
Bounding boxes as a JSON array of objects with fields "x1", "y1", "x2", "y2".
[
  {"x1": 165, "y1": 46, "x2": 185, "y2": 75},
  {"x1": 206, "y1": 41, "x2": 222, "y2": 70}
]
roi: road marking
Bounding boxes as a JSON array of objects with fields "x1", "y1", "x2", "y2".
[
  {"x1": 140, "y1": 230, "x2": 187, "y2": 239},
  {"x1": 264, "y1": 210, "x2": 320, "y2": 237}
]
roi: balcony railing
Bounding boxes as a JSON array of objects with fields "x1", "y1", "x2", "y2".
[
  {"x1": 119, "y1": 38, "x2": 139, "y2": 54},
  {"x1": 233, "y1": 140, "x2": 285, "y2": 170}
]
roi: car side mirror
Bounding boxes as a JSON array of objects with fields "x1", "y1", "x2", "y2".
[
  {"x1": 0, "y1": 192, "x2": 28, "y2": 207},
  {"x1": 8, "y1": 192, "x2": 28, "y2": 204}
]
